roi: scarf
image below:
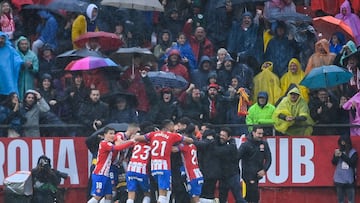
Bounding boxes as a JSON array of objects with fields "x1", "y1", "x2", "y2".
[{"x1": 237, "y1": 88, "x2": 250, "y2": 116}]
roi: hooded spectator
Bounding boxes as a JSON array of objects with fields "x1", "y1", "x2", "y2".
[
  {"x1": 335, "y1": 0, "x2": 360, "y2": 45},
  {"x1": 32, "y1": 10, "x2": 58, "y2": 55},
  {"x1": 161, "y1": 48, "x2": 190, "y2": 81},
  {"x1": 305, "y1": 38, "x2": 336, "y2": 74}
]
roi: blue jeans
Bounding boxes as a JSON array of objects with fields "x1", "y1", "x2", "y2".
[
  {"x1": 336, "y1": 184, "x2": 355, "y2": 203},
  {"x1": 219, "y1": 174, "x2": 246, "y2": 203}
]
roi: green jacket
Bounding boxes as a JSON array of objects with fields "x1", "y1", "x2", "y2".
[{"x1": 246, "y1": 102, "x2": 275, "y2": 127}]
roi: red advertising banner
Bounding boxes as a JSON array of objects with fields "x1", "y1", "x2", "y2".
[{"x1": 0, "y1": 136, "x2": 359, "y2": 189}]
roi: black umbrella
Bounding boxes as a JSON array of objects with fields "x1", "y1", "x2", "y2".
[
  {"x1": 268, "y1": 12, "x2": 312, "y2": 23},
  {"x1": 47, "y1": 0, "x2": 89, "y2": 13},
  {"x1": 147, "y1": 71, "x2": 189, "y2": 89},
  {"x1": 101, "y1": 91, "x2": 138, "y2": 107},
  {"x1": 56, "y1": 48, "x2": 104, "y2": 68},
  {"x1": 110, "y1": 47, "x2": 157, "y2": 66}
]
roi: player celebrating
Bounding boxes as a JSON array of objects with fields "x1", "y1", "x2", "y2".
[
  {"x1": 87, "y1": 127, "x2": 135, "y2": 203},
  {"x1": 135, "y1": 119, "x2": 193, "y2": 203}
]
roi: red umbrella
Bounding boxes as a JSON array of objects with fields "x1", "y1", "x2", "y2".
[
  {"x1": 313, "y1": 16, "x2": 355, "y2": 42},
  {"x1": 73, "y1": 31, "x2": 123, "y2": 51}
]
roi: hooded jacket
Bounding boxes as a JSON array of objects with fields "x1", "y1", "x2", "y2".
[
  {"x1": 335, "y1": 0, "x2": 360, "y2": 45},
  {"x1": 246, "y1": 91, "x2": 276, "y2": 127},
  {"x1": 305, "y1": 39, "x2": 336, "y2": 74},
  {"x1": 16, "y1": 36, "x2": 39, "y2": 100},
  {"x1": 36, "y1": 10, "x2": 58, "y2": 49}
]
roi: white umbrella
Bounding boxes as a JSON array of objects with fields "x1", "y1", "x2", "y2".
[{"x1": 101, "y1": 0, "x2": 164, "y2": 12}]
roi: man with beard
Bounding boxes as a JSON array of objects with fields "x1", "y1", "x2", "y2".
[
  {"x1": 201, "y1": 83, "x2": 225, "y2": 124},
  {"x1": 238, "y1": 127, "x2": 272, "y2": 203},
  {"x1": 21, "y1": 89, "x2": 50, "y2": 137},
  {"x1": 0, "y1": 31, "x2": 23, "y2": 100},
  {"x1": 178, "y1": 84, "x2": 205, "y2": 124},
  {"x1": 77, "y1": 88, "x2": 109, "y2": 136},
  {"x1": 215, "y1": 127, "x2": 246, "y2": 203}
]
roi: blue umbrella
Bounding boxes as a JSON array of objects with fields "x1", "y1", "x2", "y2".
[
  {"x1": 300, "y1": 65, "x2": 353, "y2": 89},
  {"x1": 147, "y1": 71, "x2": 188, "y2": 89}
]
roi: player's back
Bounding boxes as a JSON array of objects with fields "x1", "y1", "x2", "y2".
[{"x1": 127, "y1": 142, "x2": 151, "y2": 174}]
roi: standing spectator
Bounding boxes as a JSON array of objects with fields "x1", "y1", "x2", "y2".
[
  {"x1": 227, "y1": 12, "x2": 263, "y2": 65},
  {"x1": 191, "y1": 55, "x2": 215, "y2": 89},
  {"x1": 161, "y1": 49, "x2": 190, "y2": 82},
  {"x1": 214, "y1": 127, "x2": 247, "y2": 203},
  {"x1": 72, "y1": 4, "x2": 98, "y2": 49},
  {"x1": 263, "y1": 0, "x2": 296, "y2": 32},
  {"x1": 16, "y1": 36, "x2": 39, "y2": 100},
  {"x1": 178, "y1": 84, "x2": 205, "y2": 124},
  {"x1": 77, "y1": 88, "x2": 109, "y2": 136},
  {"x1": 161, "y1": 9, "x2": 185, "y2": 43},
  {"x1": 308, "y1": 89, "x2": 338, "y2": 135},
  {"x1": 238, "y1": 126, "x2": 272, "y2": 203},
  {"x1": 183, "y1": 22, "x2": 214, "y2": 63},
  {"x1": 107, "y1": 95, "x2": 139, "y2": 124},
  {"x1": 135, "y1": 119, "x2": 193, "y2": 203},
  {"x1": 20, "y1": 89, "x2": 50, "y2": 137},
  {"x1": 202, "y1": 83, "x2": 226, "y2": 125},
  {"x1": 342, "y1": 91, "x2": 360, "y2": 136},
  {"x1": 87, "y1": 127, "x2": 135, "y2": 203},
  {"x1": 38, "y1": 44, "x2": 58, "y2": 80},
  {"x1": 329, "y1": 32, "x2": 345, "y2": 55},
  {"x1": 154, "y1": 29, "x2": 173, "y2": 66},
  {"x1": 335, "y1": 0, "x2": 360, "y2": 45},
  {"x1": 305, "y1": 39, "x2": 336, "y2": 74},
  {"x1": 342, "y1": 47, "x2": 360, "y2": 96},
  {"x1": 280, "y1": 58, "x2": 309, "y2": 102},
  {"x1": 246, "y1": 92, "x2": 276, "y2": 136},
  {"x1": 273, "y1": 87, "x2": 314, "y2": 135},
  {"x1": 0, "y1": 1, "x2": 16, "y2": 40},
  {"x1": 332, "y1": 136, "x2": 358, "y2": 203},
  {"x1": 32, "y1": 10, "x2": 58, "y2": 55},
  {"x1": 264, "y1": 21, "x2": 299, "y2": 77},
  {"x1": 0, "y1": 92, "x2": 24, "y2": 137},
  {"x1": 0, "y1": 31, "x2": 23, "y2": 98},
  {"x1": 338, "y1": 94, "x2": 351, "y2": 137},
  {"x1": 213, "y1": 48, "x2": 228, "y2": 71},
  {"x1": 253, "y1": 61, "x2": 282, "y2": 105}
]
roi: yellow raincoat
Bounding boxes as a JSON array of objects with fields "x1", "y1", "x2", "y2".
[
  {"x1": 273, "y1": 87, "x2": 314, "y2": 135},
  {"x1": 253, "y1": 61, "x2": 282, "y2": 105},
  {"x1": 280, "y1": 58, "x2": 309, "y2": 102}
]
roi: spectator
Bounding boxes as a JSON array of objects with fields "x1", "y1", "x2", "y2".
[
  {"x1": 338, "y1": 94, "x2": 351, "y2": 137},
  {"x1": 166, "y1": 32, "x2": 197, "y2": 71},
  {"x1": 77, "y1": 88, "x2": 109, "y2": 136},
  {"x1": 213, "y1": 48, "x2": 228, "y2": 71},
  {"x1": 16, "y1": 36, "x2": 39, "y2": 100},
  {"x1": 238, "y1": 126, "x2": 272, "y2": 203},
  {"x1": 337, "y1": 40, "x2": 357, "y2": 67},
  {"x1": 0, "y1": 92, "x2": 24, "y2": 137},
  {"x1": 305, "y1": 38, "x2": 336, "y2": 74},
  {"x1": 183, "y1": 22, "x2": 214, "y2": 63},
  {"x1": 227, "y1": 11, "x2": 263, "y2": 65},
  {"x1": 308, "y1": 89, "x2": 338, "y2": 135},
  {"x1": 342, "y1": 91, "x2": 360, "y2": 136},
  {"x1": 263, "y1": 0, "x2": 296, "y2": 31},
  {"x1": 201, "y1": 83, "x2": 226, "y2": 125},
  {"x1": 0, "y1": 1, "x2": 16, "y2": 40},
  {"x1": 32, "y1": 10, "x2": 58, "y2": 55},
  {"x1": 214, "y1": 127, "x2": 246, "y2": 203},
  {"x1": 160, "y1": 9, "x2": 185, "y2": 43},
  {"x1": 113, "y1": 22, "x2": 127, "y2": 48},
  {"x1": 329, "y1": 32, "x2": 345, "y2": 55},
  {"x1": 335, "y1": 0, "x2": 360, "y2": 45},
  {"x1": 161, "y1": 49, "x2": 190, "y2": 81},
  {"x1": 191, "y1": 55, "x2": 215, "y2": 89},
  {"x1": 107, "y1": 95, "x2": 139, "y2": 124},
  {"x1": 154, "y1": 29, "x2": 173, "y2": 65},
  {"x1": 0, "y1": 31, "x2": 23, "y2": 98},
  {"x1": 280, "y1": 58, "x2": 309, "y2": 102},
  {"x1": 72, "y1": 4, "x2": 98, "y2": 49},
  {"x1": 342, "y1": 47, "x2": 360, "y2": 96},
  {"x1": 178, "y1": 84, "x2": 205, "y2": 124},
  {"x1": 332, "y1": 136, "x2": 358, "y2": 203},
  {"x1": 273, "y1": 87, "x2": 314, "y2": 135},
  {"x1": 264, "y1": 21, "x2": 299, "y2": 77},
  {"x1": 246, "y1": 91, "x2": 276, "y2": 136},
  {"x1": 38, "y1": 44, "x2": 58, "y2": 80},
  {"x1": 20, "y1": 89, "x2": 50, "y2": 137},
  {"x1": 253, "y1": 61, "x2": 282, "y2": 105}
]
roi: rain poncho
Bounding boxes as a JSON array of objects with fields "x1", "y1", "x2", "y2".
[
  {"x1": 343, "y1": 92, "x2": 360, "y2": 136},
  {"x1": 273, "y1": 87, "x2": 314, "y2": 135},
  {"x1": 305, "y1": 38, "x2": 336, "y2": 74},
  {"x1": 280, "y1": 58, "x2": 309, "y2": 102},
  {"x1": 335, "y1": 0, "x2": 360, "y2": 45},
  {"x1": 253, "y1": 61, "x2": 282, "y2": 105},
  {"x1": 16, "y1": 36, "x2": 39, "y2": 100},
  {"x1": 0, "y1": 32, "x2": 23, "y2": 95},
  {"x1": 340, "y1": 40, "x2": 357, "y2": 66}
]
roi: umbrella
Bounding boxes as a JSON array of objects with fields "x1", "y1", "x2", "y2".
[
  {"x1": 46, "y1": 0, "x2": 89, "y2": 13},
  {"x1": 313, "y1": 16, "x2": 355, "y2": 42},
  {"x1": 101, "y1": 91, "x2": 138, "y2": 107},
  {"x1": 73, "y1": 31, "x2": 123, "y2": 51},
  {"x1": 300, "y1": 65, "x2": 353, "y2": 89},
  {"x1": 101, "y1": 0, "x2": 164, "y2": 12},
  {"x1": 268, "y1": 12, "x2": 312, "y2": 23},
  {"x1": 147, "y1": 71, "x2": 189, "y2": 89},
  {"x1": 110, "y1": 47, "x2": 157, "y2": 66},
  {"x1": 56, "y1": 48, "x2": 104, "y2": 68},
  {"x1": 64, "y1": 56, "x2": 119, "y2": 71}
]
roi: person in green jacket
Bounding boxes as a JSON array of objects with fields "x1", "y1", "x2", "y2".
[{"x1": 246, "y1": 91, "x2": 275, "y2": 136}]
